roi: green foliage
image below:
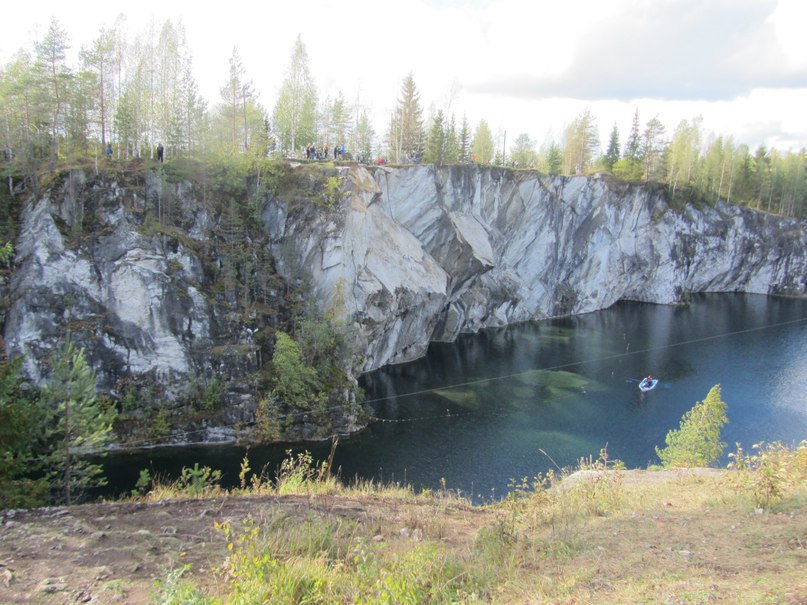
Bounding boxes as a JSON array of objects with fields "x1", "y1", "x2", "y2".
[
  {"x1": 471, "y1": 119, "x2": 494, "y2": 164},
  {"x1": 387, "y1": 73, "x2": 425, "y2": 163},
  {"x1": 151, "y1": 408, "x2": 170, "y2": 438},
  {"x1": 159, "y1": 511, "x2": 476, "y2": 604},
  {"x1": 729, "y1": 440, "x2": 807, "y2": 509},
  {"x1": 177, "y1": 463, "x2": 223, "y2": 497},
  {"x1": 132, "y1": 468, "x2": 152, "y2": 497},
  {"x1": 190, "y1": 375, "x2": 221, "y2": 412},
  {"x1": 40, "y1": 338, "x2": 117, "y2": 504},
  {"x1": 275, "y1": 449, "x2": 333, "y2": 495},
  {"x1": 0, "y1": 357, "x2": 49, "y2": 508},
  {"x1": 273, "y1": 35, "x2": 317, "y2": 154},
  {"x1": 256, "y1": 395, "x2": 282, "y2": 442},
  {"x1": 0, "y1": 242, "x2": 14, "y2": 265},
  {"x1": 269, "y1": 331, "x2": 323, "y2": 411},
  {"x1": 153, "y1": 564, "x2": 211, "y2": 605},
  {"x1": 656, "y1": 384, "x2": 728, "y2": 468},
  {"x1": 321, "y1": 176, "x2": 343, "y2": 207}
]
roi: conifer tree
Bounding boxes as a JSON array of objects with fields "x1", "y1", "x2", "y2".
[
  {"x1": 41, "y1": 339, "x2": 117, "y2": 504},
  {"x1": 35, "y1": 18, "x2": 72, "y2": 171},
  {"x1": 444, "y1": 113, "x2": 459, "y2": 164},
  {"x1": 561, "y1": 109, "x2": 599, "y2": 174},
  {"x1": 641, "y1": 116, "x2": 667, "y2": 182},
  {"x1": 0, "y1": 357, "x2": 49, "y2": 508},
  {"x1": 457, "y1": 115, "x2": 471, "y2": 163},
  {"x1": 80, "y1": 27, "x2": 116, "y2": 150},
  {"x1": 603, "y1": 122, "x2": 620, "y2": 171},
  {"x1": 425, "y1": 110, "x2": 446, "y2": 166},
  {"x1": 656, "y1": 384, "x2": 728, "y2": 468},
  {"x1": 351, "y1": 108, "x2": 375, "y2": 162},
  {"x1": 387, "y1": 73, "x2": 424, "y2": 163}
]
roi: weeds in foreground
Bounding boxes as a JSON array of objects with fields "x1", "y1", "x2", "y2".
[
  {"x1": 728, "y1": 440, "x2": 807, "y2": 509},
  {"x1": 147, "y1": 443, "x2": 807, "y2": 604}
]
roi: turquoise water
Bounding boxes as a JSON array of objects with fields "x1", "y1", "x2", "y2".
[{"x1": 103, "y1": 294, "x2": 807, "y2": 501}]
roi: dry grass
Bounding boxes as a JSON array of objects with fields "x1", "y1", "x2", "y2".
[{"x1": 2, "y1": 446, "x2": 805, "y2": 604}]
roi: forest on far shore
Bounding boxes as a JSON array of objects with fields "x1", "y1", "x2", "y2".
[{"x1": 1, "y1": 17, "x2": 805, "y2": 220}]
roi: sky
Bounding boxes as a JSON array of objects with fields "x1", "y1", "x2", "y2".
[{"x1": 3, "y1": 0, "x2": 807, "y2": 154}]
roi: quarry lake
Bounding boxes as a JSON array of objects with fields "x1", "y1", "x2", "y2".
[{"x1": 103, "y1": 293, "x2": 807, "y2": 501}]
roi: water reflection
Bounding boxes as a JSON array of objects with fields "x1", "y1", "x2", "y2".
[{"x1": 103, "y1": 294, "x2": 807, "y2": 502}]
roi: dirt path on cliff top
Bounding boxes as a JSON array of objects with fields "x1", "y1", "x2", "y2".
[{"x1": 0, "y1": 494, "x2": 488, "y2": 604}]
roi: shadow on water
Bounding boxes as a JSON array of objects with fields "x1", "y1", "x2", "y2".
[{"x1": 101, "y1": 294, "x2": 807, "y2": 503}]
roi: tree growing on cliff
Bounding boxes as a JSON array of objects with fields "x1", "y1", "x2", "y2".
[
  {"x1": 268, "y1": 331, "x2": 323, "y2": 412},
  {"x1": 387, "y1": 73, "x2": 424, "y2": 163},
  {"x1": 425, "y1": 110, "x2": 446, "y2": 166},
  {"x1": 35, "y1": 18, "x2": 72, "y2": 172},
  {"x1": 273, "y1": 35, "x2": 317, "y2": 156},
  {"x1": 511, "y1": 133, "x2": 536, "y2": 168},
  {"x1": 656, "y1": 384, "x2": 728, "y2": 468},
  {"x1": 471, "y1": 119, "x2": 494, "y2": 164},
  {"x1": 40, "y1": 339, "x2": 117, "y2": 504},
  {"x1": 213, "y1": 47, "x2": 265, "y2": 154},
  {"x1": 602, "y1": 123, "x2": 620, "y2": 172}
]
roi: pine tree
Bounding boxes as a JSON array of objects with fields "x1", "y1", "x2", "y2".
[
  {"x1": 656, "y1": 385, "x2": 728, "y2": 468},
  {"x1": 80, "y1": 27, "x2": 116, "y2": 150},
  {"x1": 623, "y1": 108, "x2": 641, "y2": 163},
  {"x1": 0, "y1": 358, "x2": 49, "y2": 508},
  {"x1": 351, "y1": 108, "x2": 375, "y2": 162},
  {"x1": 216, "y1": 47, "x2": 261, "y2": 153},
  {"x1": 444, "y1": 113, "x2": 459, "y2": 164},
  {"x1": 458, "y1": 115, "x2": 471, "y2": 163},
  {"x1": 603, "y1": 122, "x2": 620, "y2": 171},
  {"x1": 545, "y1": 142, "x2": 563, "y2": 174},
  {"x1": 425, "y1": 110, "x2": 446, "y2": 166},
  {"x1": 387, "y1": 73, "x2": 424, "y2": 163},
  {"x1": 561, "y1": 109, "x2": 599, "y2": 174},
  {"x1": 327, "y1": 92, "x2": 351, "y2": 152},
  {"x1": 641, "y1": 116, "x2": 667, "y2": 181},
  {"x1": 41, "y1": 339, "x2": 117, "y2": 504},
  {"x1": 35, "y1": 18, "x2": 72, "y2": 171}
]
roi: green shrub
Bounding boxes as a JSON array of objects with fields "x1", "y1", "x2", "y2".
[{"x1": 656, "y1": 384, "x2": 728, "y2": 467}]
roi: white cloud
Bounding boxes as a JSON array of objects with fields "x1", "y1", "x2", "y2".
[{"x1": 3, "y1": 0, "x2": 806, "y2": 151}]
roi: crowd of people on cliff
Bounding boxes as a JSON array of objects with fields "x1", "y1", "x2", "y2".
[{"x1": 306, "y1": 142, "x2": 347, "y2": 160}]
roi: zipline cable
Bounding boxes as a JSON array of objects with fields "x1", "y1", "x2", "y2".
[
  {"x1": 360, "y1": 315, "x2": 807, "y2": 405},
  {"x1": 113, "y1": 314, "x2": 807, "y2": 445}
]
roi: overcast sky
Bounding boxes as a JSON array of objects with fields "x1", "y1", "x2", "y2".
[{"x1": 4, "y1": 0, "x2": 807, "y2": 153}]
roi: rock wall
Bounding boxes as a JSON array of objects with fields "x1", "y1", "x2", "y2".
[
  {"x1": 2, "y1": 164, "x2": 805, "y2": 441},
  {"x1": 266, "y1": 164, "x2": 806, "y2": 372}
]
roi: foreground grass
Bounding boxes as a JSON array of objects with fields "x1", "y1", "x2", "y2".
[{"x1": 146, "y1": 443, "x2": 807, "y2": 604}]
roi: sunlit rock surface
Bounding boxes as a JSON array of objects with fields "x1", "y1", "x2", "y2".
[
  {"x1": 3, "y1": 164, "x2": 805, "y2": 432},
  {"x1": 270, "y1": 165, "x2": 805, "y2": 371}
]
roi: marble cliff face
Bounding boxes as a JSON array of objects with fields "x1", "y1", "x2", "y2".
[
  {"x1": 267, "y1": 165, "x2": 805, "y2": 371},
  {"x1": 4, "y1": 164, "x2": 804, "y2": 441}
]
